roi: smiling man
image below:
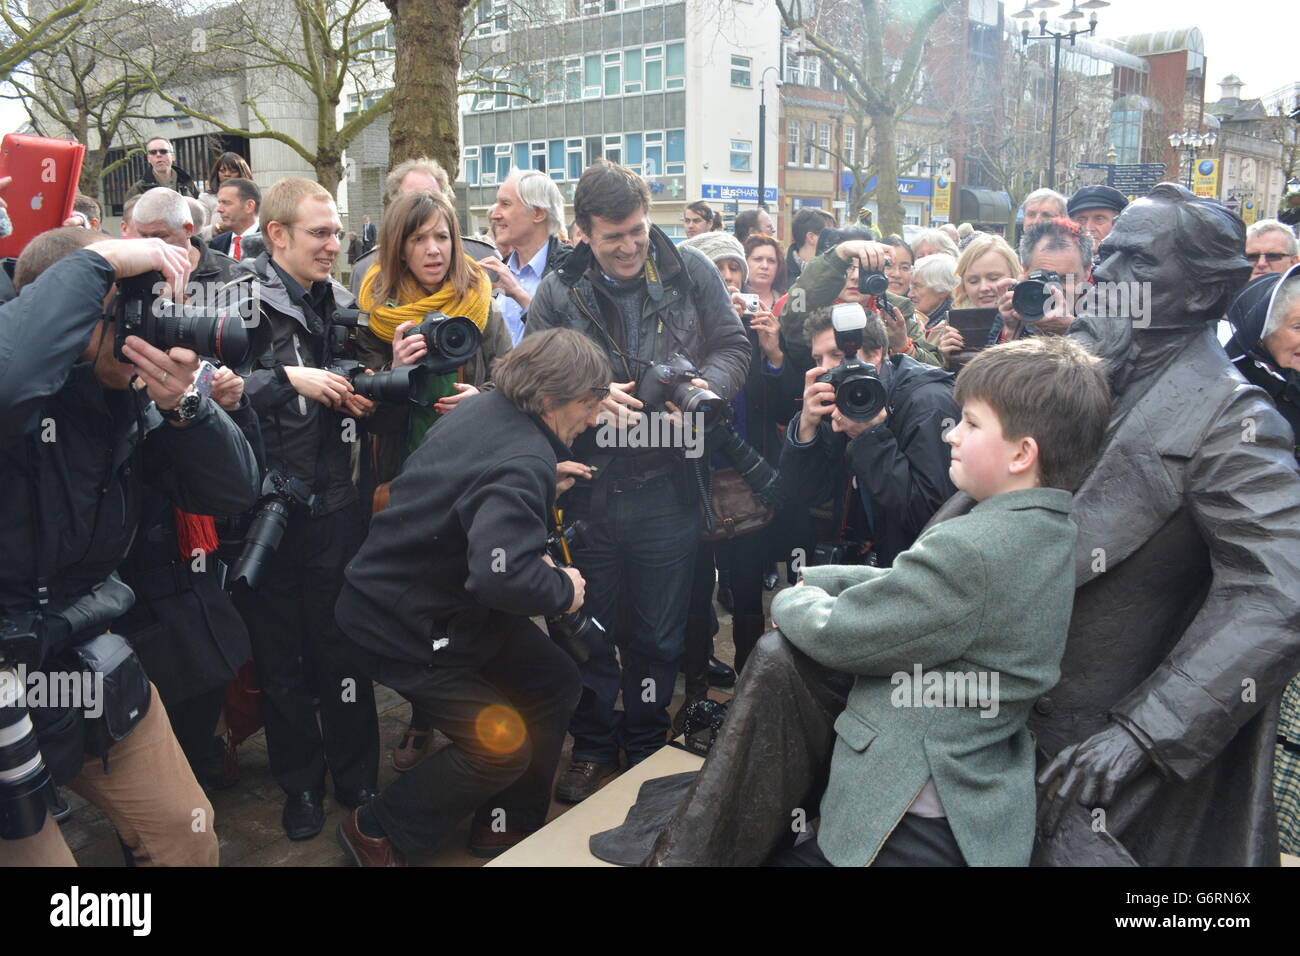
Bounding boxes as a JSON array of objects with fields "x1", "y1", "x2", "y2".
[
  {"x1": 1244, "y1": 219, "x2": 1299, "y2": 280},
  {"x1": 526, "y1": 160, "x2": 750, "y2": 802}
]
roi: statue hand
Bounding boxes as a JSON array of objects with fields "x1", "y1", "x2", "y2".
[{"x1": 1036, "y1": 722, "x2": 1151, "y2": 838}]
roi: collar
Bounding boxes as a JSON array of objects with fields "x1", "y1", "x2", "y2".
[
  {"x1": 268, "y1": 257, "x2": 332, "y2": 323},
  {"x1": 508, "y1": 239, "x2": 550, "y2": 277},
  {"x1": 970, "y1": 487, "x2": 1072, "y2": 516},
  {"x1": 237, "y1": 223, "x2": 260, "y2": 239}
]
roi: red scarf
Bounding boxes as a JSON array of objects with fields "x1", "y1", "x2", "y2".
[{"x1": 174, "y1": 508, "x2": 220, "y2": 560}]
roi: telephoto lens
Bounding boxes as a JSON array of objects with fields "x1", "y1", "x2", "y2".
[
  {"x1": 0, "y1": 669, "x2": 56, "y2": 841},
  {"x1": 114, "y1": 271, "x2": 269, "y2": 368},
  {"x1": 638, "y1": 353, "x2": 727, "y2": 429},
  {"x1": 229, "y1": 496, "x2": 291, "y2": 590}
]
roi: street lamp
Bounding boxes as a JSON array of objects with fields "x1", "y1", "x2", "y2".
[
  {"x1": 757, "y1": 65, "x2": 781, "y2": 211},
  {"x1": 1167, "y1": 129, "x2": 1217, "y2": 189},
  {"x1": 1013, "y1": 0, "x2": 1110, "y2": 189}
]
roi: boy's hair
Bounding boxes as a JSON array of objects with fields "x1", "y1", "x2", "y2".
[
  {"x1": 955, "y1": 336, "x2": 1110, "y2": 491},
  {"x1": 260, "y1": 177, "x2": 333, "y2": 232}
]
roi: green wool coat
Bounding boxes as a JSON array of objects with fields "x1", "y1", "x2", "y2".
[{"x1": 770, "y1": 487, "x2": 1076, "y2": 866}]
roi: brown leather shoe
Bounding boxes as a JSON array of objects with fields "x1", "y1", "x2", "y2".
[
  {"x1": 337, "y1": 809, "x2": 406, "y2": 867},
  {"x1": 467, "y1": 822, "x2": 537, "y2": 858},
  {"x1": 391, "y1": 724, "x2": 435, "y2": 773},
  {"x1": 554, "y1": 759, "x2": 620, "y2": 804}
]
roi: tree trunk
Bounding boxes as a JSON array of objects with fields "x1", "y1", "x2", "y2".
[
  {"x1": 316, "y1": 153, "x2": 342, "y2": 198},
  {"x1": 387, "y1": 0, "x2": 465, "y2": 181},
  {"x1": 873, "y1": 111, "x2": 905, "y2": 237}
]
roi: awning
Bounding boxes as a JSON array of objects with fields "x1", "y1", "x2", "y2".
[{"x1": 959, "y1": 187, "x2": 1013, "y2": 225}]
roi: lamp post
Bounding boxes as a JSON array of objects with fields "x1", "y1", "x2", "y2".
[
  {"x1": 1167, "y1": 129, "x2": 1217, "y2": 190},
  {"x1": 1013, "y1": 0, "x2": 1110, "y2": 190},
  {"x1": 757, "y1": 65, "x2": 781, "y2": 211}
]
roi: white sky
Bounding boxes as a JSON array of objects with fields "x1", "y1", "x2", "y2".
[{"x1": 2, "y1": 1, "x2": 1294, "y2": 137}]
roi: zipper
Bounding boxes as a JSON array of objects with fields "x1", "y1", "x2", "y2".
[
  {"x1": 291, "y1": 335, "x2": 308, "y2": 415},
  {"x1": 570, "y1": 286, "x2": 632, "y2": 381}
]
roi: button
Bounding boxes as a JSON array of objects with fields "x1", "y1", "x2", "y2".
[{"x1": 1033, "y1": 696, "x2": 1054, "y2": 716}]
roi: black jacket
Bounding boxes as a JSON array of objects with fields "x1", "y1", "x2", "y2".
[
  {"x1": 336, "y1": 388, "x2": 575, "y2": 668},
  {"x1": 1225, "y1": 270, "x2": 1300, "y2": 461},
  {"x1": 126, "y1": 164, "x2": 199, "y2": 200},
  {"x1": 236, "y1": 253, "x2": 358, "y2": 514},
  {"x1": 525, "y1": 225, "x2": 751, "y2": 470},
  {"x1": 778, "y1": 352, "x2": 958, "y2": 567},
  {"x1": 0, "y1": 250, "x2": 260, "y2": 778}
]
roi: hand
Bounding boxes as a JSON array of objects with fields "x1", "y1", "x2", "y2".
[
  {"x1": 478, "y1": 256, "x2": 527, "y2": 304},
  {"x1": 560, "y1": 565, "x2": 586, "y2": 614},
  {"x1": 882, "y1": 304, "x2": 909, "y2": 354},
  {"x1": 798, "y1": 365, "x2": 835, "y2": 443},
  {"x1": 831, "y1": 403, "x2": 885, "y2": 438},
  {"x1": 86, "y1": 237, "x2": 192, "y2": 297},
  {"x1": 63, "y1": 213, "x2": 90, "y2": 229},
  {"x1": 120, "y1": 337, "x2": 199, "y2": 411},
  {"x1": 927, "y1": 321, "x2": 965, "y2": 357},
  {"x1": 729, "y1": 288, "x2": 747, "y2": 321},
  {"x1": 598, "y1": 380, "x2": 644, "y2": 429},
  {"x1": 434, "y1": 382, "x2": 478, "y2": 415},
  {"x1": 750, "y1": 310, "x2": 783, "y2": 365},
  {"x1": 996, "y1": 276, "x2": 1020, "y2": 325},
  {"x1": 834, "y1": 239, "x2": 892, "y2": 272},
  {"x1": 209, "y1": 366, "x2": 245, "y2": 411},
  {"x1": 0, "y1": 175, "x2": 9, "y2": 213},
  {"x1": 284, "y1": 365, "x2": 353, "y2": 409},
  {"x1": 556, "y1": 459, "x2": 593, "y2": 495},
  {"x1": 1036, "y1": 723, "x2": 1152, "y2": 838},
  {"x1": 391, "y1": 320, "x2": 428, "y2": 367},
  {"x1": 342, "y1": 374, "x2": 376, "y2": 418}
]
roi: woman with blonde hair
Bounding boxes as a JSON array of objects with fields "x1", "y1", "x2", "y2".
[{"x1": 924, "y1": 233, "x2": 1023, "y2": 357}]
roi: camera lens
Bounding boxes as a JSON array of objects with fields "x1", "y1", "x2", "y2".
[
  {"x1": 0, "y1": 671, "x2": 56, "y2": 841},
  {"x1": 837, "y1": 373, "x2": 887, "y2": 422},
  {"x1": 230, "y1": 496, "x2": 291, "y2": 590},
  {"x1": 675, "y1": 383, "x2": 726, "y2": 429},
  {"x1": 352, "y1": 364, "x2": 431, "y2": 405},
  {"x1": 432, "y1": 316, "x2": 481, "y2": 362}
]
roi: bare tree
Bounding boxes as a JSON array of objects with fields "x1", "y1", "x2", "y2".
[{"x1": 0, "y1": 0, "x2": 101, "y2": 83}]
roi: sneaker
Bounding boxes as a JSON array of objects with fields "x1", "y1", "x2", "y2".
[{"x1": 554, "y1": 759, "x2": 620, "y2": 804}]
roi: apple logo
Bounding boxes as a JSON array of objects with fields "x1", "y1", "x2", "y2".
[{"x1": 31, "y1": 193, "x2": 43, "y2": 211}]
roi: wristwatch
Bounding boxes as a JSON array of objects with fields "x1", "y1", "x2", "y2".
[{"x1": 159, "y1": 386, "x2": 203, "y2": 424}]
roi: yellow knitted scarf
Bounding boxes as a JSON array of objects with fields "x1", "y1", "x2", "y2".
[{"x1": 356, "y1": 263, "x2": 491, "y2": 343}]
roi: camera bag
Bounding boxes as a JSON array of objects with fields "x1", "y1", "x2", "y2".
[{"x1": 72, "y1": 631, "x2": 151, "y2": 762}]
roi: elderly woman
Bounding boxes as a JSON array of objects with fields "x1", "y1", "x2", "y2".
[
  {"x1": 910, "y1": 253, "x2": 963, "y2": 363},
  {"x1": 910, "y1": 227, "x2": 960, "y2": 261},
  {"x1": 1226, "y1": 264, "x2": 1300, "y2": 856}
]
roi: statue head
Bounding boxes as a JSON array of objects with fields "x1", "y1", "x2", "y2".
[{"x1": 1094, "y1": 183, "x2": 1251, "y2": 329}]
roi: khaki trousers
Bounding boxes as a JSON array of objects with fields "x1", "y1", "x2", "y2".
[{"x1": 0, "y1": 684, "x2": 218, "y2": 866}]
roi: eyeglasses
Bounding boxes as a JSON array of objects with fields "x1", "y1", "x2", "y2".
[
  {"x1": 288, "y1": 225, "x2": 346, "y2": 242},
  {"x1": 147, "y1": 149, "x2": 170, "y2": 156},
  {"x1": 589, "y1": 386, "x2": 612, "y2": 398},
  {"x1": 1246, "y1": 252, "x2": 1289, "y2": 263}
]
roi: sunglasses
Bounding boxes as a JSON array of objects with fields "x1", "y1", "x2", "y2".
[
  {"x1": 147, "y1": 148, "x2": 171, "y2": 156},
  {"x1": 1246, "y1": 252, "x2": 1289, "y2": 263}
]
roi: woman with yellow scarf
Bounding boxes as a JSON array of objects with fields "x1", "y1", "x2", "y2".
[{"x1": 352, "y1": 190, "x2": 511, "y2": 487}]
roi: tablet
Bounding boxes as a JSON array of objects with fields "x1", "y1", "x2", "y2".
[
  {"x1": 0, "y1": 134, "x2": 86, "y2": 257},
  {"x1": 946, "y1": 307, "x2": 999, "y2": 349}
]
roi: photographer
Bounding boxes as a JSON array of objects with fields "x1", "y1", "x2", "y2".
[
  {"x1": 232, "y1": 178, "x2": 379, "y2": 841},
  {"x1": 335, "y1": 329, "x2": 607, "y2": 864},
  {"x1": 525, "y1": 161, "x2": 750, "y2": 802},
  {"x1": 781, "y1": 304, "x2": 959, "y2": 569},
  {"x1": 993, "y1": 217, "x2": 1094, "y2": 340},
  {"x1": 0, "y1": 228, "x2": 259, "y2": 865}
]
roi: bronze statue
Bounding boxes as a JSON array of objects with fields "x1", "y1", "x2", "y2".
[{"x1": 644, "y1": 184, "x2": 1300, "y2": 866}]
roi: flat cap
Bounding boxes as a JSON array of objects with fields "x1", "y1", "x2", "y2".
[{"x1": 1068, "y1": 185, "x2": 1129, "y2": 216}]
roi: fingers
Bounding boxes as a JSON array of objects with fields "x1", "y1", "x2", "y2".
[
  {"x1": 556, "y1": 477, "x2": 577, "y2": 495},
  {"x1": 557, "y1": 460, "x2": 592, "y2": 480}
]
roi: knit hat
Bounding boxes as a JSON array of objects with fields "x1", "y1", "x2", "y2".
[{"x1": 681, "y1": 231, "x2": 748, "y2": 287}]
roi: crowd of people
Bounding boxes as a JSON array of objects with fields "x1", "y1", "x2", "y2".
[{"x1": 0, "y1": 133, "x2": 1298, "y2": 869}]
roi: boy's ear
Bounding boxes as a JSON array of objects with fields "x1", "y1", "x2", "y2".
[{"x1": 1008, "y1": 435, "x2": 1039, "y2": 477}]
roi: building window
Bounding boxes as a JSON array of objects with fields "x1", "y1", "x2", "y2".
[
  {"x1": 604, "y1": 133, "x2": 622, "y2": 165},
  {"x1": 730, "y1": 139, "x2": 752, "y2": 172},
  {"x1": 666, "y1": 128, "x2": 685, "y2": 175},
  {"x1": 817, "y1": 123, "x2": 831, "y2": 169},
  {"x1": 625, "y1": 132, "x2": 643, "y2": 174},
  {"x1": 604, "y1": 51, "x2": 622, "y2": 97},
  {"x1": 584, "y1": 54, "x2": 602, "y2": 98},
  {"x1": 843, "y1": 125, "x2": 855, "y2": 166},
  {"x1": 514, "y1": 143, "x2": 529, "y2": 171},
  {"x1": 544, "y1": 61, "x2": 565, "y2": 103},
  {"x1": 494, "y1": 144, "x2": 512, "y2": 184},
  {"x1": 530, "y1": 141, "x2": 547, "y2": 172},
  {"x1": 549, "y1": 140, "x2": 565, "y2": 180},
  {"x1": 787, "y1": 120, "x2": 799, "y2": 165},
  {"x1": 473, "y1": 0, "x2": 508, "y2": 36},
  {"x1": 350, "y1": 21, "x2": 395, "y2": 61},
  {"x1": 645, "y1": 131, "x2": 663, "y2": 176},
  {"x1": 463, "y1": 146, "x2": 480, "y2": 186},
  {"x1": 566, "y1": 58, "x2": 582, "y2": 101},
  {"x1": 624, "y1": 48, "x2": 642, "y2": 94},
  {"x1": 666, "y1": 42, "x2": 685, "y2": 90},
  {"x1": 731, "y1": 55, "x2": 752, "y2": 88},
  {"x1": 644, "y1": 46, "x2": 664, "y2": 92},
  {"x1": 567, "y1": 139, "x2": 583, "y2": 180},
  {"x1": 802, "y1": 121, "x2": 816, "y2": 166}
]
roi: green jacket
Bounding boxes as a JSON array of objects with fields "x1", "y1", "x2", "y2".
[
  {"x1": 781, "y1": 249, "x2": 944, "y2": 368},
  {"x1": 770, "y1": 487, "x2": 1076, "y2": 866}
]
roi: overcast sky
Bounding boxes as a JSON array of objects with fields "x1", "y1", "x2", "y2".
[{"x1": 2, "y1": 1, "x2": 1294, "y2": 138}]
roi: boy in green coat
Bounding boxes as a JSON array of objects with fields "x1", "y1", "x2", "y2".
[{"x1": 769, "y1": 336, "x2": 1111, "y2": 866}]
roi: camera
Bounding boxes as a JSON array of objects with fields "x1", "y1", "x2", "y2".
[
  {"x1": 331, "y1": 308, "x2": 482, "y2": 377},
  {"x1": 1011, "y1": 269, "x2": 1066, "y2": 322},
  {"x1": 739, "y1": 293, "x2": 761, "y2": 314},
  {"x1": 857, "y1": 263, "x2": 890, "y2": 298},
  {"x1": 325, "y1": 358, "x2": 432, "y2": 405},
  {"x1": 545, "y1": 512, "x2": 605, "y2": 664},
  {"x1": 1, "y1": 614, "x2": 56, "y2": 841},
  {"x1": 637, "y1": 353, "x2": 726, "y2": 429},
  {"x1": 812, "y1": 540, "x2": 869, "y2": 566},
  {"x1": 229, "y1": 471, "x2": 318, "y2": 590},
  {"x1": 814, "y1": 304, "x2": 888, "y2": 423},
  {"x1": 114, "y1": 270, "x2": 269, "y2": 369}
]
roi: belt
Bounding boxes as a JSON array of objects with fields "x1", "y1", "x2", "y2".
[{"x1": 609, "y1": 462, "x2": 676, "y2": 494}]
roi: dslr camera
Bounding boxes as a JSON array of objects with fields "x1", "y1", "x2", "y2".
[
  {"x1": 1010, "y1": 269, "x2": 1066, "y2": 322},
  {"x1": 328, "y1": 308, "x2": 482, "y2": 403},
  {"x1": 637, "y1": 353, "x2": 726, "y2": 429},
  {"x1": 815, "y1": 303, "x2": 888, "y2": 423},
  {"x1": 114, "y1": 270, "x2": 268, "y2": 369},
  {"x1": 229, "y1": 471, "x2": 318, "y2": 590},
  {"x1": 1, "y1": 613, "x2": 55, "y2": 841}
]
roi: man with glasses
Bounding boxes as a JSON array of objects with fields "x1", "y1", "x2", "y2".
[
  {"x1": 233, "y1": 178, "x2": 380, "y2": 841},
  {"x1": 1245, "y1": 219, "x2": 1299, "y2": 280},
  {"x1": 126, "y1": 136, "x2": 199, "y2": 200}
]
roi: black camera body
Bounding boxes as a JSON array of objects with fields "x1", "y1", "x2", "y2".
[
  {"x1": 857, "y1": 266, "x2": 890, "y2": 298},
  {"x1": 400, "y1": 311, "x2": 482, "y2": 375},
  {"x1": 637, "y1": 353, "x2": 726, "y2": 428},
  {"x1": 0, "y1": 611, "x2": 45, "y2": 668},
  {"x1": 325, "y1": 357, "x2": 432, "y2": 406},
  {"x1": 816, "y1": 358, "x2": 887, "y2": 424},
  {"x1": 229, "y1": 471, "x2": 317, "y2": 590},
  {"x1": 114, "y1": 270, "x2": 267, "y2": 369},
  {"x1": 812, "y1": 540, "x2": 870, "y2": 567},
  {"x1": 545, "y1": 514, "x2": 603, "y2": 664},
  {"x1": 1011, "y1": 269, "x2": 1066, "y2": 322}
]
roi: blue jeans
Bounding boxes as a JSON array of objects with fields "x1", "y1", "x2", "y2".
[{"x1": 565, "y1": 474, "x2": 700, "y2": 765}]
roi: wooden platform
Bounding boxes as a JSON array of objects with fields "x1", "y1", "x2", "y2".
[{"x1": 487, "y1": 744, "x2": 703, "y2": 867}]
